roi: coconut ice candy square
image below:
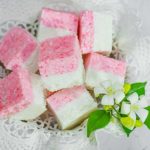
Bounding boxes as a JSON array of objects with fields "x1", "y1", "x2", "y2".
[
  {"x1": 0, "y1": 27, "x2": 38, "y2": 72},
  {"x1": 39, "y1": 35, "x2": 84, "y2": 91},
  {"x1": 12, "y1": 74, "x2": 46, "y2": 120},
  {"x1": 0, "y1": 67, "x2": 33, "y2": 117},
  {"x1": 85, "y1": 53, "x2": 126, "y2": 88},
  {"x1": 47, "y1": 86, "x2": 97, "y2": 130},
  {"x1": 79, "y1": 11, "x2": 112, "y2": 54},
  {"x1": 38, "y1": 8, "x2": 78, "y2": 42},
  {"x1": 0, "y1": 67, "x2": 46, "y2": 119}
]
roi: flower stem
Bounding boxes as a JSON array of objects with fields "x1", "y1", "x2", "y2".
[
  {"x1": 113, "y1": 107, "x2": 121, "y2": 118},
  {"x1": 112, "y1": 114, "x2": 119, "y2": 120}
]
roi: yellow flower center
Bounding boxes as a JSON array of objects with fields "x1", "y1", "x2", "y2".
[
  {"x1": 124, "y1": 83, "x2": 131, "y2": 94},
  {"x1": 106, "y1": 87, "x2": 115, "y2": 95},
  {"x1": 131, "y1": 105, "x2": 139, "y2": 111},
  {"x1": 104, "y1": 105, "x2": 113, "y2": 111},
  {"x1": 135, "y1": 120, "x2": 143, "y2": 127}
]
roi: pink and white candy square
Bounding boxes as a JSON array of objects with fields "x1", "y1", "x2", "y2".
[
  {"x1": 0, "y1": 67, "x2": 33, "y2": 117},
  {"x1": 39, "y1": 35, "x2": 84, "y2": 91},
  {"x1": 47, "y1": 86, "x2": 97, "y2": 130},
  {"x1": 0, "y1": 67, "x2": 46, "y2": 120},
  {"x1": 79, "y1": 11, "x2": 112, "y2": 54},
  {"x1": 12, "y1": 74, "x2": 46, "y2": 120},
  {"x1": 38, "y1": 8, "x2": 78, "y2": 42},
  {"x1": 0, "y1": 27, "x2": 38, "y2": 72},
  {"x1": 84, "y1": 53, "x2": 126, "y2": 88}
]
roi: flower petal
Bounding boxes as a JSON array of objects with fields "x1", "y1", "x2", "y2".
[
  {"x1": 121, "y1": 108, "x2": 136, "y2": 130},
  {"x1": 101, "y1": 80, "x2": 112, "y2": 89},
  {"x1": 135, "y1": 108, "x2": 149, "y2": 122},
  {"x1": 137, "y1": 96, "x2": 149, "y2": 108},
  {"x1": 120, "y1": 116, "x2": 135, "y2": 130},
  {"x1": 128, "y1": 111, "x2": 136, "y2": 130},
  {"x1": 94, "y1": 86, "x2": 106, "y2": 97},
  {"x1": 129, "y1": 111, "x2": 136, "y2": 122},
  {"x1": 121, "y1": 102, "x2": 131, "y2": 114},
  {"x1": 113, "y1": 83, "x2": 124, "y2": 91},
  {"x1": 127, "y1": 93, "x2": 139, "y2": 104},
  {"x1": 114, "y1": 91, "x2": 125, "y2": 104},
  {"x1": 101, "y1": 95, "x2": 114, "y2": 105}
]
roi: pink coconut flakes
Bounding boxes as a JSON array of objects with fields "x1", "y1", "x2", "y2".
[
  {"x1": 39, "y1": 35, "x2": 80, "y2": 76},
  {"x1": 84, "y1": 53, "x2": 126, "y2": 77},
  {"x1": 0, "y1": 8, "x2": 125, "y2": 120},
  {"x1": 47, "y1": 86, "x2": 85, "y2": 110},
  {"x1": 0, "y1": 27, "x2": 37, "y2": 70},
  {"x1": 79, "y1": 11, "x2": 94, "y2": 54},
  {"x1": 0, "y1": 67, "x2": 33, "y2": 117},
  {"x1": 40, "y1": 8, "x2": 78, "y2": 34}
]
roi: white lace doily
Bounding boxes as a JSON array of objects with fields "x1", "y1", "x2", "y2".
[{"x1": 0, "y1": 0, "x2": 149, "y2": 150}]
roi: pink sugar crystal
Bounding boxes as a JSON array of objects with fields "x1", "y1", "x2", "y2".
[
  {"x1": 40, "y1": 8, "x2": 78, "y2": 34},
  {"x1": 0, "y1": 27, "x2": 38, "y2": 71},
  {"x1": 39, "y1": 35, "x2": 84, "y2": 91},
  {"x1": 0, "y1": 67, "x2": 33, "y2": 117}
]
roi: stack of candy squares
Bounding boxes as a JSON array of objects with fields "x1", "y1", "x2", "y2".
[{"x1": 0, "y1": 8, "x2": 126, "y2": 130}]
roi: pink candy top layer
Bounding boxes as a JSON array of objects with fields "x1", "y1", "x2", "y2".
[
  {"x1": 85, "y1": 53, "x2": 126, "y2": 77},
  {"x1": 40, "y1": 8, "x2": 78, "y2": 34},
  {"x1": 39, "y1": 35, "x2": 80, "y2": 76},
  {"x1": 79, "y1": 11, "x2": 94, "y2": 54},
  {"x1": 47, "y1": 86, "x2": 85, "y2": 110},
  {"x1": 0, "y1": 27, "x2": 37, "y2": 70},
  {"x1": 0, "y1": 67, "x2": 33, "y2": 117}
]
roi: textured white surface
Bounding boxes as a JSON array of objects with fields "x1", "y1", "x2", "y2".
[
  {"x1": 38, "y1": 24, "x2": 71, "y2": 42},
  {"x1": 93, "y1": 13, "x2": 112, "y2": 52},
  {"x1": 85, "y1": 68, "x2": 124, "y2": 88},
  {"x1": 0, "y1": 0, "x2": 150, "y2": 150}
]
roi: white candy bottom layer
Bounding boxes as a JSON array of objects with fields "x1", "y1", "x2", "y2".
[
  {"x1": 12, "y1": 74, "x2": 46, "y2": 120},
  {"x1": 38, "y1": 24, "x2": 71, "y2": 42},
  {"x1": 85, "y1": 68, "x2": 124, "y2": 88},
  {"x1": 42, "y1": 60, "x2": 85, "y2": 91},
  {"x1": 24, "y1": 48, "x2": 39, "y2": 73},
  {"x1": 52, "y1": 90, "x2": 97, "y2": 130},
  {"x1": 93, "y1": 13, "x2": 112, "y2": 52}
]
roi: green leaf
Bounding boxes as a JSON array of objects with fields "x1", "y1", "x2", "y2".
[
  {"x1": 145, "y1": 106, "x2": 150, "y2": 111},
  {"x1": 144, "y1": 106, "x2": 150, "y2": 129},
  {"x1": 126, "y1": 82, "x2": 147, "y2": 97},
  {"x1": 122, "y1": 125, "x2": 134, "y2": 137},
  {"x1": 87, "y1": 110, "x2": 111, "y2": 137}
]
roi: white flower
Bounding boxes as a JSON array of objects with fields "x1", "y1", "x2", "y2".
[
  {"x1": 94, "y1": 80, "x2": 125, "y2": 105},
  {"x1": 121, "y1": 93, "x2": 149, "y2": 129}
]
